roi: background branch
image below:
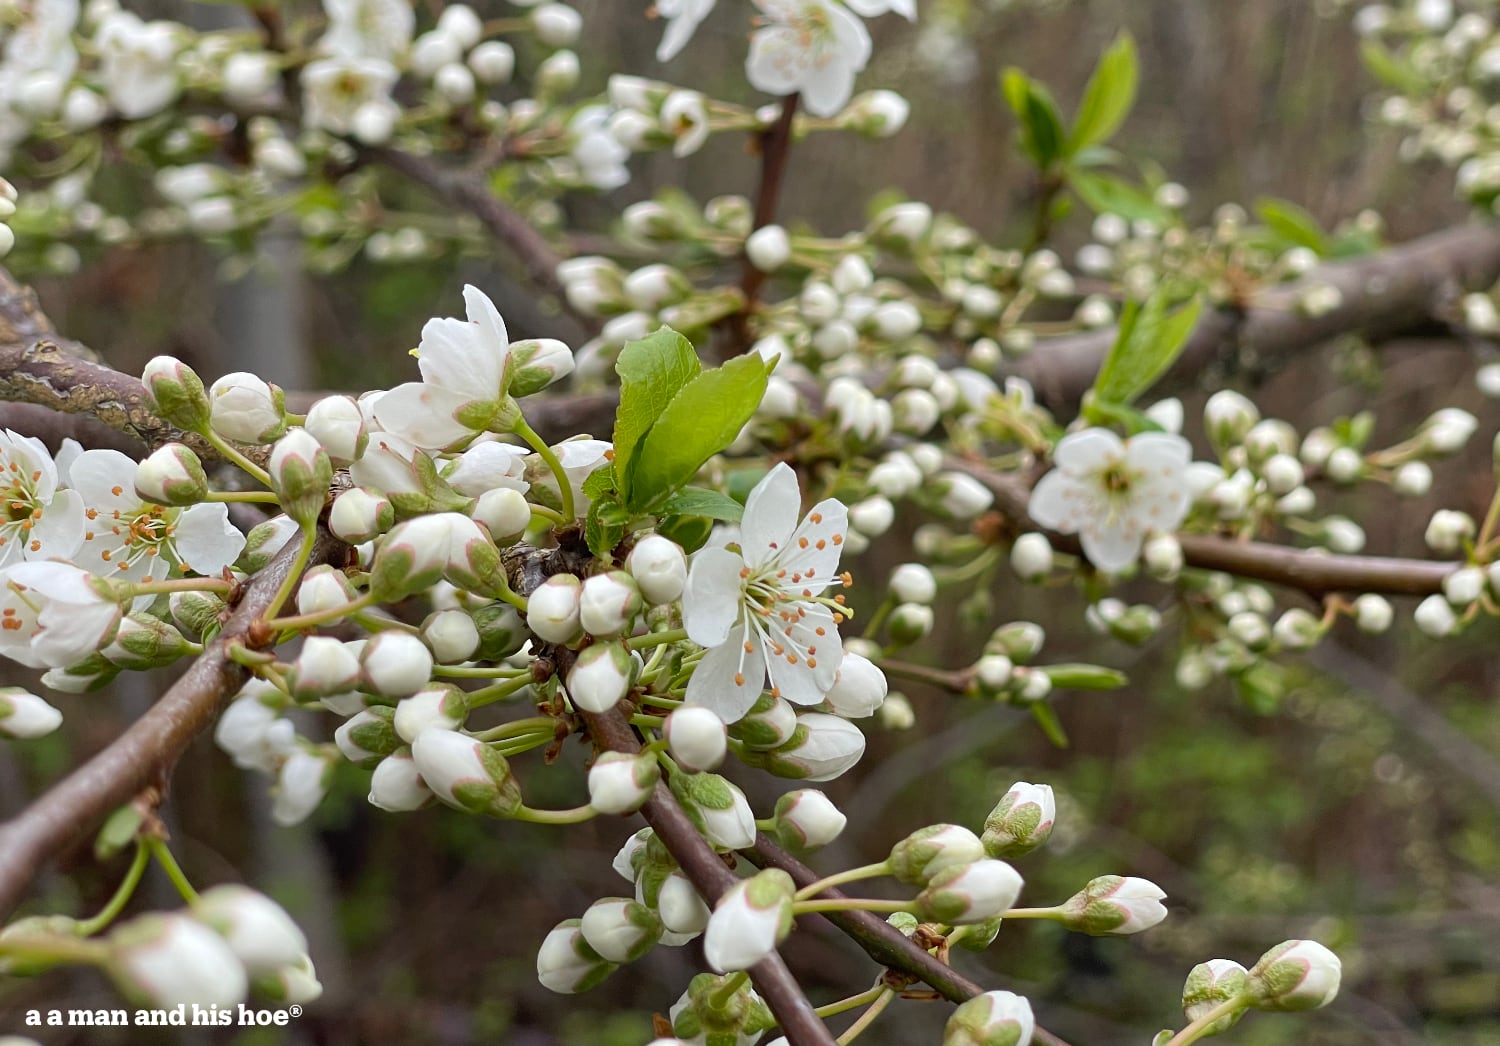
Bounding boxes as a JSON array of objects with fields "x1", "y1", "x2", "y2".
[{"x1": 0, "y1": 527, "x2": 347, "y2": 922}]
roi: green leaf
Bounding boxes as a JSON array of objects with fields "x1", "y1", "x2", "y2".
[
  {"x1": 1069, "y1": 171, "x2": 1167, "y2": 222},
  {"x1": 1029, "y1": 702, "x2": 1070, "y2": 748},
  {"x1": 1068, "y1": 32, "x2": 1138, "y2": 154},
  {"x1": 1360, "y1": 39, "x2": 1427, "y2": 95},
  {"x1": 613, "y1": 327, "x2": 702, "y2": 503},
  {"x1": 582, "y1": 467, "x2": 617, "y2": 503},
  {"x1": 95, "y1": 806, "x2": 145, "y2": 860},
  {"x1": 1001, "y1": 68, "x2": 1066, "y2": 169},
  {"x1": 585, "y1": 497, "x2": 631, "y2": 559},
  {"x1": 657, "y1": 514, "x2": 716, "y2": 554},
  {"x1": 1092, "y1": 292, "x2": 1203, "y2": 407},
  {"x1": 1044, "y1": 663, "x2": 1128, "y2": 689},
  {"x1": 628, "y1": 354, "x2": 770, "y2": 511},
  {"x1": 1255, "y1": 197, "x2": 1329, "y2": 255},
  {"x1": 662, "y1": 487, "x2": 745, "y2": 522}
]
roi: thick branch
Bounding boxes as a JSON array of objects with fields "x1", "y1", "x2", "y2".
[
  {"x1": 0, "y1": 527, "x2": 347, "y2": 922},
  {"x1": 1012, "y1": 223, "x2": 1500, "y2": 408},
  {"x1": 950, "y1": 459, "x2": 1458, "y2": 597}
]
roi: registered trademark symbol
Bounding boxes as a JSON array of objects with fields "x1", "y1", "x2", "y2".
[{"x1": 289, "y1": 1006, "x2": 303, "y2": 1018}]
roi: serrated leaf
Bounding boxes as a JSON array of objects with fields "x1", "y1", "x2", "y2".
[
  {"x1": 613, "y1": 328, "x2": 702, "y2": 503},
  {"x1": 586, "y1": 497, "x2": 631, "y2": 559},
  {"x1": 1093, "y1": 292, "x2": 1203, "y2": 407},
  {"x1": 1068, "y1": 32, "x2": 1138, "y2": 154},
  {"x1": 1002, "y1": 68, "x2": 1066, "y2": 169},
  {"x1": 662, "y1": 487, "x2": 745, "y2": 522},
  {"x1": 583, "y1": 467, "x2": 617, "y2": 503},
  {"x1": 1069, "y1": 171, "x2": 1167, "y2": 222},
  {"x1": 1255, "y1": 197, "x2": 1329, "y2": 255},
  {"x1": 628, "y1": 354, "x2": 769, "y2": 511}
]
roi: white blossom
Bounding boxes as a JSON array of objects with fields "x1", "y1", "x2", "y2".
[
  {"x1": 654, "y1": 0, "x2": 717, "y2": 62},
  {"x1": 746, "y1": 0, "x2": 873, "y2": 118},
  {"x1": 0, "y1": 429, "x2": 84, "y2": 568}
]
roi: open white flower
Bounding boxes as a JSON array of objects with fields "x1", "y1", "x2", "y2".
[
  {"x1": 683, "y1": 463, "x2": 848, "y2": 723},
  {"x1": 69, "y1": 449, "x2": 245, "y2": 588},
  {"x1": 2, "y1": 0, "x2": 80, "y2": 84},
  {"x1": 1028, "y1": 428, "x2": 1193, "y2": 574},
  {"x1": 95, "y1": 12, "x2": 182, "y2": 119},
  {"x1": 0, "y1": 561, "x2": 122, "y2": 669},
  {"x1": 317, "y1": 0, "x2": 415, "y2": 62},
  {"x1": 655, "y1": 0, "x2": 717, "y2": 61},
  {"x1": 844, "y1": 0, "x2": 916, "y2": 19},
  {"x1": 745, "y1": 0, "x2": 873, "y2": 118},
  {"x1": 301, "y1": 55, "x2": 399, "y2": 138},
  {"x1": 0, "y1": 429, "x2": 85, "y2": 568}
]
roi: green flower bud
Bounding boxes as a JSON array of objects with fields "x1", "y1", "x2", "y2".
[{"x1": 141, "y1": 356, "x2": 212, "y2": 433}]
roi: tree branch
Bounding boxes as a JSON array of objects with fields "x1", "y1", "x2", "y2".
[
  {"x1": 0, "y1": 527, "x2": 347, "y2": 922},
  {"x1": 726, "y1": 94, "x2": 801, "y2": 357},
  {"x1": 1011, "y1": 223, "x2": 1500, "y2": 409}
]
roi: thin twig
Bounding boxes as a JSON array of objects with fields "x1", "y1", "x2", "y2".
[{"x1": 727, "y1": 93, "x2": 801, "y2": 357}]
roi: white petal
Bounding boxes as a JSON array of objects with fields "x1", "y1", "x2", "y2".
[
  {"x1": 174, "y1": 504, "x2": 246, "y2": 576},
  {"x1": 69, "y1": 448, "x2": 144, "y2": 515},
  {"x1": 1028, "y1": 472, "x2": 1087, "y2": 531},
  {"x1": 685, "y1": 625, "x2": 766, "y2": 723},
  {"x1": 773, "y1": 497, "x2": 847, "y2": 585},
  {"x1": 741, "y1": 463, "x2": 801, "y2": 569},
  {"x1": 27, "y1": 489, "x2": 85, "y2": 561},
  {"x1": 798, "y1": 59, "x2": 856, "y2": 118},
  {"x1": 683, "y1": 547, "x2": 746, "y2": 647},
  {"x1": 1053, "y1": 428, "x2": 1124, "y2": 474},
  {"x1": 1080, "y1": 525, "x2": 1143, "y2": 573},
  {"x1": 1125, "y1": 432, "x2": 1192, "y2": 472},
  {"x1": 745, "y1": 27, "x2": 808, "y2": 97},
  {"x1": 371, "y1": 381, "x2": 480, "y2": 450},
  {"x1": 416, "y1": 316, "x2": 497, "y2": 394}
]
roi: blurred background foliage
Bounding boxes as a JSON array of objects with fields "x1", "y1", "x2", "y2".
[{"x1": 4, "y1": 0, "x2": 1500, "y2": 1043}]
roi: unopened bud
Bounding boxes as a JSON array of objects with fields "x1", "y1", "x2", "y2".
[
  {"x1": 141, "y1": 356, "x2": 212, "y2": 433},
  {"x1": 134, "y1": 444, "x2": 208, "y2": 505},
  {"x1": 982, "y1": 782, "x2": 1056, "y2": 858}
]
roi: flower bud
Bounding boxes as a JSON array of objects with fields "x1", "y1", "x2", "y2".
[
  {"x1": 134, "y1": 443, "x2": 208, "y2": 506},
  {"x1": 732, "y1": 693, "x2": 798, "y2": 750},
  {"x1": 508, "y1": 338, "x2": 576, "y2": 397},
  {"x1": 890, "y1": 824, "x2": 987, "y2": 885},
  {"x1": 915, "y1": 858, "x2": 1025, "y2": 925},
  {"x1": 411, "y1": 728, "x2": 522, "y2": 818},
  {"x1": 848, "y1": 495, "x2": 895, "y2": 537},
  {"x1": 1324, "y1": 446, "x2": 1363, "y2": 484},
  {"x1": 1059, "y1": 875, "x2": 1168, "y2": 935},
  {"x1": 588, "y1": 750, "x2": 660, "y2": 814},
  {"x1": 1271, "y1": 608, "x2": 1322, "y2": 650},
  {"x1": 472, "y1": 487, "x2": 531, "y2": 543},
  {"x1": 192, "y1": 885, "x2": 306, "y2": 976},
  {"x1": 255, "y1": 952, "x2": 323, "y2": 1005},
  {"x1": 868, "y1": 201, "x2": 932, "y2": 245},
  {"x1": 469, "y1": 40, "x2": 515, "y2": 84},
  {"x1": 368, "y1": 748, "x2": 434, "y2": 811},
  {"x1": 537, "y1": 919, "x2": 617, "y2": 994},
  {"x1": 888, "y1": 602, "x2": 935, "y2": 645},
  {"x1": 369, "y1": 515, "x2": 453, "y2": 602},
  {"x1": 670, "y1": 772, "x2": 757, "y2": 850},
  {"x1": 528, "y1": 573, "x2": 583, "y2": 644},
  {"x1": 532, "y1": 2, "x2": 582, "y2": 46},
  {"x1": 208, "y1": 372, "x2": 286, "y2": 444},
  {"x1": 393, "y1": 687, "x2": 468, "y2": 743},
  {"x1": 0, "y1": 688, "x2": 63, "y2": 739},
  {"x1": 334, "y1": 705, "x2": 399, "y2": 767},
  {"x1": 889, "y1": 563, "x2": 936, "y2": 604},
  {"x1": 579, "y1": 571, "x2": 642, "y2": 637},
  {"x1": 1421, "y1": 407, "x2": 1478, "y2": 454},
  {"x1": 1204, "y1": 390, "x2": 1259, "y2": 448},
  {"x1": 169, "y1": 588, "x2": 226, "y2": 640},
  {"x1": 1353, "y1": 593, "x2": 1393, "y2": 633},
  {"x1": 938, "y1": 472, "x2": 994, "y2": 519},
  {"x1": 360, "y1": 631, "x2": 435, "y2": 698},
  {"x1": 141, "y1": 356, "x2": 212, "y2": 433},
  {"x1": 329, "y1": 487, "x2": 394, "y2": 544},
  {"x1": 567, "y1": 641, "x2": 638, "y2": 713},
  {"x1": 1445, "y1": 564, "x2": 1486, "y2": 605},
  {"x1": 439, "y1": 513, "x2": 505, "y2": 598},
  {"x1": 740, "y1": 713, "x2": 866, "y2": 781},
  {"x1": 1393, "y1": 460, "x2": 1433, "y2": 497},
  {"x1": 1010, "y1": 533, "x2": 1053, "y2": 580},
  {"x1": 942, "y1": 989, "x2": 1035, "y2": 1046},
  {"x1": 1246, "y1": 940, "x2": 1341, "y2": 1011},
  {"x1": 703, "y1": 869, "x2": 795, "y2": 972},
  {"x1": 657, "y1": 872, "x2": 711, "y2": 935},
  {"x1": 982, "y1": 782, "x2": 1056, "y2": 858},
  {"x1": 289, "y1": 636, "x2": 361, "y2": 699},
  {"x1": 295, "y1": 564, "x2": 359, "y2": 617},
  {"x1": 822, "y1": 653, "x2": 887, "y2": 718},
  {"x1": 843, "y1": 89, "x2": 910, "y2": 137},
  {"x1": 580, "y1": 896, "x2": 663, "y2": 963},
  {"x1": 628, "y1": 534, "x2": 688, "y2": 604},
  {"x1": 107, "y1": 913, "x2": 248, "y2": 1008},
  {"x1": 100, "y1": 615, "x2": 193, "y2": 671},
  {"x1": 1415, "y1": 593, "x2": 1458, "y2": 637},
  {"x1": 304, "y1": 396, "x2": 367, "y2": 463},
  {"x1": 272, "y1": 749, "x2": 334, "y2": 826},
  {"x1": 664, "y1": 706, "x2": 728, "y2": 771},
  {"x1": 770, "y1": 789, "x2": 846, "y2": 851},
  {"x1": 268, "y1": 429, "x2": 331, "y2": 527},
  {"x1": 422, "y1": 609, "x2": 480, "y2": 664},
  {"x1": 472, "y1": 602, "x2": 528, "y2": 661},
  {"x1": 1181, "y1": 959, "x2": 1249, "y2": 1034},
  {"x1": 1425, "y1": 509, "x2": 1474, "y2": 553},
  {"x1": 746, "y1": 225, "x2": 792, "y2": 272}
]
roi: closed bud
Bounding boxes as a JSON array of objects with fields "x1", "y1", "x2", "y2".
[
  {"x1": 101, "y1": 615, "x2": 193, "y2": 670},
  {"x1": 868, "y1": 201, "x2": 932, "y2": 245},
  {"x1": 254, "y1": 952, "x2": 323, "y2": 1005},
  {"x1": 1271, "y1": 608, "x2": 1322, "y2": 650},
  {"x1": 580, "y1": 896, "x2": 663, "y2": 963},
  {"x1": 329, "y1": 487, "x2": 394, "y2": 544},
  {"x1": 1142, "y1": 534, "x2": 1183, "y2": 579},
  {"x1": 411, "y1": 728, "x2": 522, "y2": 818},
  {"x1": 1425, "y1": 508, "x2": 1474, "y2": 553},
  {"x1": 588, "y1": 750, "x2": 660, "y2": 814},
  {"x1": 732, "y1": 692, "x2": 798, "y2": 750},
  {"x1": 982, "y1": 782, "x2": 1056, "y2": 858},
  {"x1": 0, "y1": 687, "x2": 63, "y2": 739},
  {"x1": 360, "y1": 631, "x2": 435, "y2": 698},
  {"x1": 1246, "y1": 940, "x2": 1341, "y2": 1011},
  {"x1": 938, "y1": 472, "x2": 994, "y2": 519},
  {"x1": 746, "y1": 224, "x2": 792, "y2": 272},
  {"x1": 295, "y1": 564, "x2": 359, "y2": 617},
  {"x1": 890, "y1": 823, "x2": 987, "y2": 885},
  {"x1": 664, "y1": 706, "x2": 728, "y2": 771},
  {"x1": 536, "y1": 919, "x2": 616, "y2": 994},
  {"x1": 703, "y1": 869, "x2": 795, "y2": 972},
  {"x1": 1182, "y1": 959, "x2": 1249, "y2": 1034},
  {"x1": 192, "y1": 885, "x2": 306, "y2": 976},
  {"x1": 439, "y1": 513, "x2": 506, "y2": 598},
  {"x1": 141, "y1": 356, "x2": 212, "y2": 433},
  {"x1": 888, "y1": 602, "x2": 935, "y2": 646},
  {"x1": 1010, "y1": 533, "x2": 1054, "y2": 580},
  {"x1": 107, "y1": 913, "x2": 248, "y2": 1008},
  {"x1": 1445, "y1": 564, "x2": 1486, "y2": 605},
  {"x1": 1415, "y1": 593, "x2": 1458, "y2": 637},
  {"x1": 422, "y1": 609, "x2": 479, "y2": 664},
  {"x1": 1059, "y1": 875, "x2": 1168, "y2": 935},
  {"x1": 740, "y1": 713, "x2": 866, "y2": 781},
  {"x1": 135, "y1": 443, "x2": 208, "y2": 505},
  {"x1": 527, "y1": 573, "x2": 583, "y2": 644},
  {"x1": 822, "y1": 653, "x2": 887, "y2": 718},
  {"x1": 472, "y1": 602, "x2": 528, "y2": 661},
  {"x1": 289, "y1": 636, "x2": 362, "y2": 699},
  {"x1": 627, "y1": 534, "x2": 688, "y2": 604},
  {"x1": 472, "y1": 487, "x2": 531, "y2": 543},
  {"x1": 272, "y1": 749, "x2": 334, "y2": 826},
  {"x1": 889, "y1": 563, "x2": 936, "y2": 604},
  {"x1": 657, "y1": 872, "x2": 710, "y2": 936},
  {"x1": 670, "y1": 772, "x2": 757, "y2": 850},
  {"x1": 1420, "y1": 407, "x2": 1478, "y2": 455},
  {"x1": 943, "y1": 990, "x2": 1035, "y2": 1046},
  {"x1": 1393, "y1": 460, "x2": 1433, "y2": 497},
  {"x1": 579, "y1": 571, "x2": 642, "y2": 637},
  {"x1": 848, "y1": 495, "x2": 895, "y2": 536},
  {"x1": 990, "y1": 621, "x2": 1045, "y2": 662},
  {"x1": 1204, "y1": 390, "x2": 1259, "y2": 448},
  {"x1": 269, "y1": 429, "x2": 331, "y2": 528},
  {"x1": 843, "y1": 89, "x2": 910, "y2": 137},
  {"x1": 567, "y1": 641, "x2": 638, "y2": 713},
  {"x1": 369, "y1": 515, "x2": 452, "y2": 601},
  {"x1": 393, "y1": 686, "x2": 468, "y2": 744},
  {"x1": 469, "y1": 40, "x2": 515, "y2": 84},
  {"x1": 304, "y1": 396, "x2": 367, "y2": 463},
  {"x1": 1324, "y1": 446, "x2": 1363, "y2": 484},
  {"x1": 208, "y1": 372, "x2": 286, "y2": 444},
  {"x1": 1353, "y1": 593, "x2": 1394, "y2": 633},
  {"x1": 915, "y1": 858, "x2": 1025, "y2": 925},
  {"x1": 334, "y1": 705, "x2": 399, "y2": 767},
  {"x1": 508, "y1": 338, "x2": 576, "y2": 397},
  {"x1": 532, "y1": 2, "x2": 582, "y2": 45},
  {"x1": 169, "y1": 588, "x2": 226, "y2": 640},
  {"x1": 771, "y1": 789, "x2": 846, "y2": 851},
  {"x1": 367, "y1": 748, "x2": 434, "y2": 811}
]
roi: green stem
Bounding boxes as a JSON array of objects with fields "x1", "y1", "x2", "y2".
[
  {"x1": 709, "y1": 971, "x2": 751, "y2": 1010},
  {"x1": 127, "y1": 577, "x2": 233, "y2": 597},
  {"x1": 515, "y1": 418, "x2": 575, "y2": 522},
  {"x1": 0, "y1": 932, "x2": 110, "y2": 967},
  {"x1": 204, "y1": 431, "x2": 273, "y2": 488},
  {"x1": 814, "y1": 985, "x2": 884, "y2": 1019},
  {"x1": 1162, "y1": 998, "x2": 1249, "y2": 1046},
  {"x1": 466, "y1": 674, "x2": 538, "y2": 707},
  {"x1": 629, "y1": 628, "x2": 688, "y2": 651},
  {"x1": 488, "y1": 567, "x2": 532, "y2": 613},
  {"x1": 433, "y1": 664, "x2": 526, "y2": 679},
  {"x1": 530, "y1": 503, "x2": 566, "y2": 525},
  {"x1": 260, "y1": 524, "x2": 316, "y2": 624},
  {"x1": 470, "y1": 715, "x2": 555, "y2": 742},
  {"x1": 147, "y1": 838, "x2": 199, "y2": 905},
  {"x1": 1479, "y1": 484, "x2": 1500, "y2": 553},
  {"x1": 205, "y1": 490, "x2": 283, "y2": 504},
  {"x1": 836, "y1": 987, "x2": 895, "y2": 1045},
  {"x1": 861, "y1": 597, "x2": 894, "y2": 641},
  {"x1": 794, "y1": 861, "x2": 892, "y2": 901},
  {"x1": 1000, "y1": 906, "x2": 1062, "y2": 921},
  {"x1": 513, "y1": 803, "x2": 597, "y2": 825},
  {"x1": 263, "y1": 590, "x2": 377, "y2": 633},
  {"x1": 76, "y1": 842, "x2": 150, "y2": 937},
  {"x1": 794, "y1": 898, "x2": 911, "y2": 916}
]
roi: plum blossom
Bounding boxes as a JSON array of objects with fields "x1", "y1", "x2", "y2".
[
  {"x1": 317, "y1": 0, "x2": 415, "y2": 62},
  {"x1": 1, "y1": 0, "x2": 80, "y2": 87},
  {"x1": 95, "y1": 11, "x2": 183, "y2": 119},
  {"x1": 68, "y1": 449, "x2": 245, "y2": 587},
  {"x1": 655, "y1": 0, "x2": 717, "y2": 62},
  {"x1": 301, "y1": 55, "x2": 399, "y2": 139},
  {"x1": 1028, "y1": 428, "x2": 1193, "y2": 574},
  {"x1": 569, "y1": 106, "x2": 631, "y2": 191},
  {"x1": 0, "y1": 560, "x2": 122, "y2": 669},
  {"x1": 745, "y1": 0, "x2": 873, "y2": 118},
  {"x1": 683, "y1": 463, "x2": 849, "y2": 722},
  {"x1": 844, "y1": 0, "x2": 917, "y2": 19},
  {"x1": 0, "y1": 429, "x2": 85, "y2": 568}
]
